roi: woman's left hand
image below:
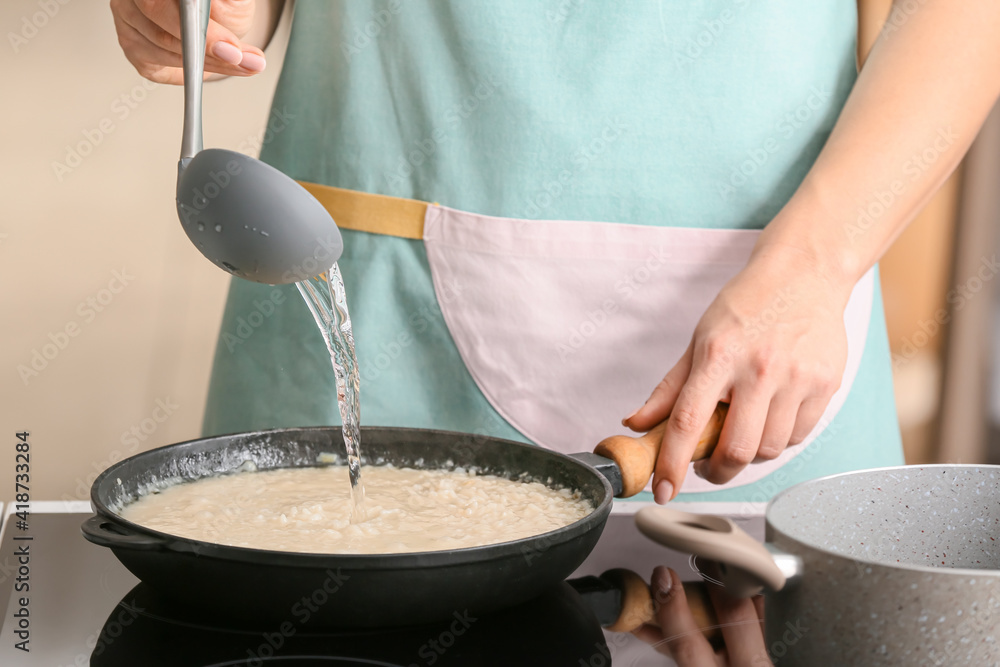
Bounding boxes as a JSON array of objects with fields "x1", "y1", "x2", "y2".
[{"x1": 624, "y1": 246, "x2": 854, "y2": 503}]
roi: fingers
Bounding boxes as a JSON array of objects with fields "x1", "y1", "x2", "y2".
[
  {"x1": 704, "y1": 585, "x2": 768, "y2": 667},
  {"x1": 111, "y1": 0, "x2": 265, "y2": 83},
  {"x1": 652, "y1": 371, "x2": 727, "y2": 503},
  {"x1": 752, "y1": 595, "x2": 765, "y2": 623},
  {"x1": 139, "y1": 0, "x2": 266, "y2": 71},
  {"x1": 116, "y1": 0, "x2": 182, "y2": 54},
  {"x1": 693, "y1": 390, "x2": 769, "y2": 485},
  {"x1": 623, "y1": 342, "x2": 693, "y2": 432},
  {"x1": 790, "y1": 395, "x2": 830, "y2": 444},
  {"x1": 753, "y1": 391, "x2": 798, "y2": 462},
  {"x1": 113, "y1": 10, "x2": 183, "y2": 81},
  {"x1": 650, "y1": 567, "x2": 719, "y2": 665}
]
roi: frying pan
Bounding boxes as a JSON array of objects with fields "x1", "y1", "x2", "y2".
[{"x1": 82, "y1": 406, "x2": 726, "y2": 628}]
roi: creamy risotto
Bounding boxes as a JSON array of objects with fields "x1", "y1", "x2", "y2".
[{"x1": 120, "y1": 465, "x2": 593, "y2": 554}]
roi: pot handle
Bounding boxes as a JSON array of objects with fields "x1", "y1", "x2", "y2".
[
  {"x1": 594, "y1": 403, "x2": 728, "y2": 497},
  {"x1": 81, "y1": 515, "x2": 167, "y2": 551},
  {"x1": 635, "y1": 506, "x2": 788, "y2": 597}
]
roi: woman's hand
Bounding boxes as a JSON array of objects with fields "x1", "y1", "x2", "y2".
[
  {"x1": 625, "y1": 246, "x2": 854, "y2": 503},
  {"x1": 632, "y1": 566, "x2": 769, "y2": 666},
  {"x1": 110, "y1": 0, "x2": 266, "y2": 84}
]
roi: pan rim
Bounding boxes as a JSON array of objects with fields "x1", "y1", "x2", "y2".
[{"x1": 89, "y1": 425, "x2": 614, "y2": 567}]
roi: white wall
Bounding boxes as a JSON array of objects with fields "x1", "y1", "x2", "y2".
[{"x1": 1, "y1": 1, "x2": 290, "y2": 500}]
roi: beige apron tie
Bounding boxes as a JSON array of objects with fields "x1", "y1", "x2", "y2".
[{"x1": 297, "y1": 180, "x2": 430, "y2": 240}]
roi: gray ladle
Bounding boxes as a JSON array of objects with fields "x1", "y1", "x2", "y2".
[{"x1": 175, "y1": 0, "x2": 341, "y2": 285}]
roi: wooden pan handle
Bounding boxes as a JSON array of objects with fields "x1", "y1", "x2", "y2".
[
  {"x1": 600, "y1": 568, "x2": 721, "y2": 645},
  {"x1": 594, "y1": 403, "x2": 729, "y2": 497}
]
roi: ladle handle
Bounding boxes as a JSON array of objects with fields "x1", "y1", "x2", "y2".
[
  {"x1": 594, "y1": 403, "x2": 728, "y2": 497},
  {"x1": 179, "y1": 0, "x2": 210, "y2": 160}
]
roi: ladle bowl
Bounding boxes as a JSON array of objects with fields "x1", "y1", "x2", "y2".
[
  {"x1": 176, "y1": 149, "x2": 342, "y2": 284},
  {"x1": 175, "y1": 0, "x2": 340, "y2": 285}
]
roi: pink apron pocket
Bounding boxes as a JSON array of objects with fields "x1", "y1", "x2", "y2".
[{"x1": 422, "y1": 205, "x2": 873, "y2": 493}]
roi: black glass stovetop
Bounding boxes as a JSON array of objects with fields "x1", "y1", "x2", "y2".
[{"x1": 0, "y1": 505, "x2": 765, "y2": 666}]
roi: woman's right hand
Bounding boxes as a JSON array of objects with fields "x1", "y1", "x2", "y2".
[
  {"x1": 110, "y1": 0, "x2": 266, "y2": 84},
  {"x1": 632, "y1": 567, "x2": 770, "y2": 666}
]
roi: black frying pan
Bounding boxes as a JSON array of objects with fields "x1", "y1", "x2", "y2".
[{"x1": 82, "y1": 417, "x2": 725, "y2": 628}]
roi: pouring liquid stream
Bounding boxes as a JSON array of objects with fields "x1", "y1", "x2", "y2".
[{"x1": 296, "y1": 263, "x2": 366, "y2": 523}]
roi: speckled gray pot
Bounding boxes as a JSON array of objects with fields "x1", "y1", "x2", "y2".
[
  {"x1": 638, "y1": 465, "x2": 1000, "y2": 666},
  {"x1": 766, "y1": 465, "x2": 1000, "y2": 666}
]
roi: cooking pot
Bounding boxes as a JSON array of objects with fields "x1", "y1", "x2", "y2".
[
  {"x1": 81, "y1": 412, "x2": 726, "y2": 628},
  {"x1": 637, "y1": 464, "x2": 1000, "y2": 665}
]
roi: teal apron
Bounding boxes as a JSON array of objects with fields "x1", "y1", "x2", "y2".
[{"x1": 202, "y1": 0, "x2": 904, "y2": 503}]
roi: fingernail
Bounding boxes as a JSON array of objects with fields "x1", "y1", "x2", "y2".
[
  {"x1": 654, "y1": 480, "x2": 673, "y2": 504},
  {"x1": 239, "y1": 52, "x2": 266, "y2": 72},
  {"x1": 693, "y1": 463, "x2": 707, "y2": 480},
  {"x1": 212, "y1": 41, "x2": 244, "y2": 66},
  {"x1": 621, "y1": 406, "x2": 641, "y2": 426},
  {"x1": 653, "y1": 566, "x2": 673, "y2": 598}
]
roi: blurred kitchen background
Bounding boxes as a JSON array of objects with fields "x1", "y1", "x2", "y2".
[{"x1": 2, "y1": 0, "x2": 1000, "y2": 501}]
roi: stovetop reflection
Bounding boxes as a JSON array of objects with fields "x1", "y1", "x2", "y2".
[
  {"x1": 90, "y1": 578, "x2": 607, "y2": 666},
  {"x1": 91, "y1": 565, "x2": 765, "y2": 667}
]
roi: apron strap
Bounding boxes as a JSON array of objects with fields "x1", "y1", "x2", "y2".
[{"x1": 297, "y1": 180, "x2": 429, "y2": 240}]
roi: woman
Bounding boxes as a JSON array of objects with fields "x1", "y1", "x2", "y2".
[{"x1": 110, "y1": 0, "x2": 1000, "y2": 503}]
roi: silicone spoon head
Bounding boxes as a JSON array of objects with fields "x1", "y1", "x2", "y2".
[
  {"x1": 176, "y1": 150, "x2": 342, "y2": 284},
  {"x1": 174, "y1": 0, "x2": 340, "y2": 284}
]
